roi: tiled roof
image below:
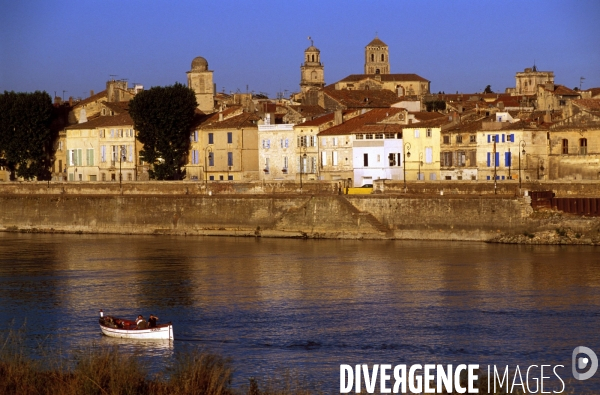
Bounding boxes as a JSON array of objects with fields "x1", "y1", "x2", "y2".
[
  {"x1": 338, "y1": 73, "x2": 429, "y2": 83},
  {"x1": 296, "y1": 110, "x2": 356, "y2": 127},
  {"x1": 354, "y1": 124, "x2": 405, "y2": 134},
  {"x1": 411, "y1": 112, "x2": 446, "y2": 121},
  {"x1": 194, "y1": 106, "x2": 244, "y2": 127},
  {"x1": 66, "y1": 113, "x2": 133, "y2": 129},
  {"x1": 287, "y1": 105, "x2": 327, "y2": 117},
  {"x1": 102, "y1": 101, "x2": 129, "y2": 114},
  {"x1": 325, "y1": 89, "x2": 401, "y2": 108},
  {"x1": 366, "y1": 37, "x2": 387, "y2": 47},
  {"x1": 73, "y1": 90, "x2": 108, "y2": 107},
  {"x1": 586, "y1": 87, "x2": 600, "y2": 98},
  {"x1": 201, "y1": 112, "x2": 260, "y2": 130},
  {"x1": 547, "y1": 84, "x2": 579, "y2": 96},
  {"x1": 318, "y1": 108, "x2": 404, "y2": 136},
  {"x1": 404, "y1": 116, "x2": 452, "y2": 129},
  {"x1": 573, "y1": 99, "x2": 600, "y2": 112}
]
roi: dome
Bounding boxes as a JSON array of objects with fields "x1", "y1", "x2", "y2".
[
  {"x1": 191, "y1": 56, "x2": 208, "y2": 71},
  {"x1": 305, "y1": 45, "x2": 320, "y2": 53}
]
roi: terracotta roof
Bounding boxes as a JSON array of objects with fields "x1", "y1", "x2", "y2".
[
  {"x1": 354, "y1": 123, "x2": 405, "y2": 134},
  {"x1": 338, "y1": 73, "x2": 429, "y2": 83},
  {"x1": 325, "y1": 89, "x2": 401, "y2": 109},
  {"x1": 287, "y1": 105, "x2": 327, "y2": 117},
  {"x1": 296, "y1": 110, "x2": 355, "y2": 127},
  {"x1": 318, "y1": 108, "x2": 404, "y2": 136},
  {"x1": 73, "y1": 90, "x2": 107, "y2": 108},
  {"x1": 194, "y1": 106, "x2": 244, "y2": 127},
  {"x1": 546, "y1": 84, "x2": 579, "y2": 96},
  {"x1": 573, "y1": 99, "x2": 600, "y2": 112},
  {"x1": 586, "y1": 87, "x2": 600, "y2": 98},
  {"x1": 66, "y1": 113, "x2": 133, "y2": 129},
  {"x1": 102, "y1": 101, "x2": 129, "y2": 114},
  {"x1": 201, "y1": 112, "x2": 260, "y2": 130},
  {"x1": 366, "y1": 37, "x2": 387, "y2": 47},
  {"x1": 404, "y1": 116, "x2": 453, "y2": 129},
  {"x1": 411, "y1": 112, "x2": 446, "y2": 121}
]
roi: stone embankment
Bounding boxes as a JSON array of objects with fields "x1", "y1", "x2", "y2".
[{"x1": 0, "y1": 182, "x2": 599, "y2": 244}]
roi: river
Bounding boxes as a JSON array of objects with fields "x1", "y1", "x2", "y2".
[{"x1": 0, "y1": 233, "x2": 598, "y2": 393}]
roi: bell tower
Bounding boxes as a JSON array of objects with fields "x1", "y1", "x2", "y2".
[
  {"x1": 187, "y1": 56, "x2": 215, "y2": 113},
  {"x1": 364, "y1": 36, "x2": 390, "y2": 75},
  {"x1": 300, "y1": 37, "x2": 325, "y2": 94}
]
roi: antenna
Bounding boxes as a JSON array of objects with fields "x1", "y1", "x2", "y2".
[
  {"x1": 308, "y1": 36, "x2": 313, "y2": 46},
  {"x1": 580, "y1": 77, "x2": 585, "y2": 90},
  {"x1": 109, "y1": 74, "x2": 117, "y2": 81},
  {"x1": 62, "y1": 90, "x2": 67, "y2": 101}
]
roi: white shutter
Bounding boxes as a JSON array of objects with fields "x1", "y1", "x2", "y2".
[
  {"x1": 333, "y1": 151, "x2": 338, "y2": 166},
  {"x1": 426, "y1": 147, "x2": 433, "y2": 164},
  {"x1": 321, "y1": 151, "x2": 327, "y2": 166}
]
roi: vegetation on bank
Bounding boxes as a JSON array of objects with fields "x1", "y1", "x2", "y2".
[{"x1": 0, "y1": 325, "x2": 314, "y2": 395}]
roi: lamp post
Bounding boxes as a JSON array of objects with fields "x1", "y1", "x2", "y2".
[
  {"x1": 508, "y1": 148, "x2": 511, "y2": 179},
  {"x1": 403, "y1": 142, "x2": 411, "y2": 193},
  {"x1": 418, "y1": 152, "x2": 423, "y2": 181},
  {"x1": 300, "y1": 146, "x2": 307, "y2": 191},
  {"x1": 119, "y1": 145, "x2": 126, "y2": 187},
  {"x1": 518, "y1": 140, "x2": 526, "y2": 189},
  {"x1": 204, "y1": 146, "x2": 213, "y2": 184}
]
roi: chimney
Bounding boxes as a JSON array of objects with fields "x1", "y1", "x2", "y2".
[
  {"x1": 334, "y1": 109, "x2": 343, "y2": 125},
  {"x1": 219, "y1": 112, "x2": 224, "y2": 122},
  {"x1": 90, "y1": 90, "x2": 94, "y2": 97},
  {"x1": 69, "y1": 97, "x2": 73, "y2": 106}
]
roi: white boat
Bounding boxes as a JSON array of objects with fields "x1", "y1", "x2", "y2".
[{"x1": 98, "y1": 311, "x2": 174, "y2": 340}]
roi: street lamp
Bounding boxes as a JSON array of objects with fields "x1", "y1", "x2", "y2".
[
  {"x1": 418, "y1": 152, "x2": 423, "y2": 181},
  {"x1": 204, "y1": 146, "x2": 213, "y2": 184},
  {"x1": 519, "y1": 140, "x2": 526, "y2": 189},
  {"x1": 119, "y1": 145, "x2": 126, "y2": 187},
  {"x1": 403, "y1": 142, "x2": 411, "y2": 193},
  {"x1": 300, "y1": 146, "x2": 307, "y2": 191}
]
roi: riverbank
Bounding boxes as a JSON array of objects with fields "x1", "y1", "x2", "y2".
[{"x1": 1, "y1": 187, "x2": 599, "y2": 244}]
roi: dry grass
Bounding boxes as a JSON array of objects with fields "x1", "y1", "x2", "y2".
[{"x1": 0, "y1": 325, "x2": 314, "y2": 395}]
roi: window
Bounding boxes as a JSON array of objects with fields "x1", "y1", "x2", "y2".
[
  {"x1": 321, "y1": 138, "x2": 327, "y2": 146},
  {"x1": 208, "y1": 133, "x2": 214, "y2": 144},
  {"x1": 227, "y1": 152, "x2": 233, "y2": 167},
  {"x1": 228, "y1": 175, "x2": 233, "y2": 180},
  {"x1": 110, "y1": 129, "x2": 115, "y2": 138},
  {"x1": 562, "y1": 139, "x2": 569, "y2": 154},
  {"x1": 191, "y1": 150, "x2": 199, "y2": 164},
  {"x1": 283, "y1": 156, "x2": 288, "y2": 169},
  {"x1": 487, "y1": 152, "x2": 500, "y2": 167},
  {"x1": 192, "y1": 130, "x2": 198, "y2": 142},
  {"x1": 285, "y1": 138, "x2": 289, "y2": 148},
  {"x1": 505, "y1": 151, "x2": 511, "y2": 167},
  {"x1": 443, "y1": 136, "x2": 450, "y2": 144},
  {"x1": 321, "y1": 151, "x2": 327, "y2": 167},
  {"x1": 580, "y1": 138, "x2": 587, "y2": 155},
  {"x1": 100, "y1": 146, "x2": 106, "y2": 162},
  {"x1": 365, "y1": 134, "x2": 373, "y2": 139},
  {"x1": 332, "y1": 137, "x2": 338, "y2": 146},
  {"x1": 442, "y1": 152, "x2": 453, "y2": 167},
  {"x1": 86, "y1": 149, "x2": 94, "y2": 166},
  {"x1": 425, "y1": 147, "x2": 433, "y2": 164},
  {"x1": 456, "y1": 135, "x2": 462, "y2": 143},
  {"x1": 414, "y1": 130, "x2": 420, "y2": 138},
  {"x1": 371, "y1": 54, "x2": 374, "y2": 61},
  {"x1": 227, "y1": 132, "x2": 232, "y2": 144},
  {"x1": 69, "y1": 149, "x2": 83, "y2": 166},
  {"x1": 385, "y1": 133, "x2": 394, "y2": 139},
  {"x1": 333, "y1": 151, "x2": 338, "y2": 166},
  {"x1": 102, "y1": 173, "x2": 106, "y2": 181},
  {"x1": 381, "y1": 54, "x2": 385, "y2": 61},
  {"x1": 388, "y1": 153, "x2": 396, "y2": 166},
  {"x1": 127, "y1": 173, "x2": 132, "y2": 181},
  {"x1": 457, "y1": 151, "x2": 466, "y2": 167},
  {"x1": 375, "y1": 134, "x2": 383, "y2": 139},
  {"x1": 208, "y1": 152, "x2": 214, "y2": 166},
  {"x1": 470, "y1": 135, "x2": 476, "y2": 143},
  {"x1": 426, "y1": 129, "x2": 432, "y2": 138},
  {"x1": 355, "y1": 134, "x2": 364, "y2": 140},
  {"x1": 262, "y1": 139, "x2": 271, "y2": 149},
  {"x1": 363, "y1": 153, "x2": 369, "y2": 167}
]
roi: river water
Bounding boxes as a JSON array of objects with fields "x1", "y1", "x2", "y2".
[{"x1": 0, "y1": 233, "x2": 599, "y2": 393}]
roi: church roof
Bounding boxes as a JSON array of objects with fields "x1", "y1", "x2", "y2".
[
  {"x1": 366, "y1": 37, "x2": 387, "y2": 47},
  {"x1": 305, "y1": 45, "x2": 320, "y2": 52},
  {"x1": 324, "y1": 89, "x2": 401, "y2": 109},
  {"x1": 338, "y1": 74, "x2": 430, "y2": 83}
]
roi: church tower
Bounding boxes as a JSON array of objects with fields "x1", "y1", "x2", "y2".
[
  {"x1": 187, "y1": 56, "x2": 215, "y2": 113},
  {"x1": 300, "y1": 38, "x2": 325, "y2": 94},
  {"x1": 364, "y1": 36, "x2": 390, "y2": 75}
]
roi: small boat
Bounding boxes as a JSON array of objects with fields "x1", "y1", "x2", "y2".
[{"x1": 98, "y1": 310, "x2": 174, "y2": 340}]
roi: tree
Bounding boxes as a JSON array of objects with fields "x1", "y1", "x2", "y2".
[
  {"x1": 0, "y1": 91, "x2": 55, "y2": 180},
  {"x1": 483, "y1": 85, "x2": 494, "y2": 94},
  {"x1": 128, "y1": 83, "x2": 197, "y2": 180}
]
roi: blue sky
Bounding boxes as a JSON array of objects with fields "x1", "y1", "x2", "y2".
[{"x1": 1, "y1": 0, "x2": 599, "y2": 100}]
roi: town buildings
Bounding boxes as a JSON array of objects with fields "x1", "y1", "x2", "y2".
[{"x1": 39, "y1": 37, "x2": 599, "y2": 186}]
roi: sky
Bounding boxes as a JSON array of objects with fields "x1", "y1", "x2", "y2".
[{"x1": 1, "y1": 0, "x2": 599, "y2": 101}]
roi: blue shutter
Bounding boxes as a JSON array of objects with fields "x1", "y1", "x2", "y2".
[
  {"x1": 487, "y1": 176, "x2": 490, "y2": 180},
  {"x1": 510, "y1": 134, "x2": 514, "y2": 142},
  {"x1": 495, "y1": 134, "x2": 499, "y2": 143},
  {"x1": 505, "y1": 152, "x2": 511, "y2": 167},
  {"x1": 502, "y1": 134, "x2": 505, "y2": 143},
  {"x1": 487, "y1": 152, "x2": 491, "y2": 167},
  {"x1": 495, "y1": 152, "x2": 500, "y2": 167},
  {"x1": 487, "y1": 134, "x2": 491, "y2": 143}
]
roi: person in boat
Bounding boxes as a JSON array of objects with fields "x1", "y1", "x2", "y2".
[
  {"x1": 148, "y1": 314, "x2": 158, "y2": 328},
  {"x1": 136, "y1": 315, "x2": 148, "y2": 329}
]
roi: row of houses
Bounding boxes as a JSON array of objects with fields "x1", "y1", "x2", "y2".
[{"x1": 58, "y1": 93, "x2": 600, "y2": 186}]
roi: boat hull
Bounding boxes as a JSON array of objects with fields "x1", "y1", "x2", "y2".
[{"x1": 100, "y1": 324, "x2": 173, "y2": 340}]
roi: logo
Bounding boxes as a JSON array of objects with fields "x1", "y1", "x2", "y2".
[{"x1": 572, "y1": 346, "x2": 598, "y2": 381}]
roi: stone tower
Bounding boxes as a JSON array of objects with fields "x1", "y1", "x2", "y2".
[
  {"x1": 514, "y1": 65, "x2": 554, "y2": 96},
  {"x1": 300, "y1": 39, "x2": 325, "y2": 94},
  {"x1": 187, "y1": 56, "x2": 215, "y2": 113},
  {"x1": 364, "y1": 36, "x2": 390, "y2": 75}
]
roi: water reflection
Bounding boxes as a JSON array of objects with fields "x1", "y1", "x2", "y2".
[{"x1": 0, "y1": 233, "x2": 599, "y2": 392}]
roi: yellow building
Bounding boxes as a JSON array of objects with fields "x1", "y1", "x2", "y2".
[{"x1": 402, "y1": 117, "x2": 449, "y2": 181}]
